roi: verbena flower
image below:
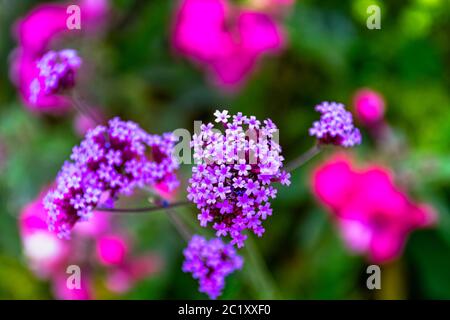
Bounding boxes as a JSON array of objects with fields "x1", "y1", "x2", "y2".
[
  {"x1": 187, "y1": 110, "x2": 290, "y2": 248},
  {"x1": 312, "y1": 154, "x2": 436, "y2": 263},
  {"x1": 44, "y1": 117, "x2": 179, "y2": 239},
  {"x1": 10, "y1": 1, "x2": 109, "y2": 112},
  {"x1": 29, "y1": 49, "x2": 82, "y2": 104},
  {"x1": 309, "y1": 101, "x2": 362, "y2": 147},
  {"x1": 182, "y1": 235, "x2": 243, "y2": 299}
]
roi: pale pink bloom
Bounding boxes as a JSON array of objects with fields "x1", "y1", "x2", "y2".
[
  {"x1": 74, "y1": 211, "x2": 110, "y2": 237},
  {"x1": 19, "y1": 191, "x2": 69, "y2": 277},
  {"x1": 20, "y1": 187, "x2": 162, "y2": 299},
  {"x1": 172, "y1": 0, "x2": 285, "y2": 90},
  {"x1": 312, "y1": 154, "x2": 436, "y2": 263},
  {"x1": 106, "y1": 254, "x2": 163, "y2": 293},
  {"x1": 353, "y1": 88, "x2": 385, "y2": 126},
  {"x1": 52, "y1": 271, "x2": 92, "y2": 300}
]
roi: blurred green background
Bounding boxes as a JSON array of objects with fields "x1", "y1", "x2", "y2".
[{"x1": 0, "y1": 0, "x2": 449, "y2": 299}]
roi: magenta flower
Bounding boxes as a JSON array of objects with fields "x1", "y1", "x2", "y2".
[
  {"x1": 182, "y1": 235, "x2": 243, "y2": 299},
  {"x1": 172, "y1": 0, "x2": 285, "y2": 90},
  {"x1": 353, "y1": 88, "x2": 386, "y2": 126},
  {"x1": 309, "y1": 101, "x2": 362, "y2": 148},
  {"x1": 312, "y1": 154, "x2": 436, "y2": 263},
  {"x1": 188, "y1": 110, "x2": 290, "y2": 248},
  {"x1": 97, "y1": 235, "x2": 129, "y2": 266},
  {"x1": 44, "y1": 117, "x2": 179, "y2": 239}
]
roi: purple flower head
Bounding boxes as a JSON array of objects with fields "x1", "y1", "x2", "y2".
[
  {"x1": 29, "y1": 49, "x2": 82, "y2": 104},
  {"x1": 182, "y1": 235, "x2": 243, "y2": 299},
  {"x1": 309, "y1": 101, "x2": 362, "y2": 147},
  {"x1": 187, "y1": 110, "x2": 290, "y2": 248},
  {"x1": 44, "y1": 117, "x2": 179, "y2": 239}
]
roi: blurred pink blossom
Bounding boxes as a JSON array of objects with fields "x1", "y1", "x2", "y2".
[
  {"x1": 106, "y1": 254, "x2": 163, "y2": 293},
  {"x1": 312, "y1": 154, "x2": 436, "y2": 263},
  {"x1": 97, "y1": 235, "x2": 129, "y2": 266},
  {"x1": 52, "y1": 271, "x2": 92, "y2": 300},
  {"x1": 19, "y1": 191, "x2": 70, "y2": 277},
  {"x1": 19, "y1": 187, "x2": 162, "y2": 299},
  {"x1": 172, "y1": 0, "x2": 285, "y2": 90},
  {"x1": 353, "y1": 88, "x2": 385, "y2": 126}
]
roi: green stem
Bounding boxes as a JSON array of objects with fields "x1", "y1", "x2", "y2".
[
  {"x1": 242, "y1": 236, "x2": 281, "y2": 299},
  {"x1": 286, "y1": 144, "x2": 321, "y2": 172}
]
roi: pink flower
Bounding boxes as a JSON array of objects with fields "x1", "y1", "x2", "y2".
[
  {"x1": 96, "y1": 235, "x2": 129, "y2": 266},
  {"x1": 353, "y1": 88, "x2": 385, "y2": 126},
  {"x1": 312, "y1": 154, "x2": 436, "y2": 263},
  {"x1": 172, "y1": 0, "x2": 285, "y2": 90},
  {"x1": 19, "y1": 191, "x2": 70, "y2": 277},
  {"x1": 52, "y1": 271, "x2": 92, "y2": 300},
  {"x1": 105, "y1": 254, "x2": 162, "y2": 293}
]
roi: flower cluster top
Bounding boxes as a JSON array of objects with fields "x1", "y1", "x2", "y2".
[
  {"x1": 187, "y1": 110, "x2": 290, "y2": 248},
  {"x1": 182, "y1": 235, "x2": 243, "y2": 299},
  {"x1": 309, "y1": 101, "x2": 362, "y2": 147},
  {"x1": 30, "y1": 49, "x2": 82, "y2": 103},
  {"x1": 44, "y1": 117, "x2": 179, "y2": 239}
]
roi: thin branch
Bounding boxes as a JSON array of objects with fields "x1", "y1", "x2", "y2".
[
  {"x1": 165, "y1": 207, "x2": 192, "y2": 242},
  {"x1": 285, "y1": 144, "x2": 321, "y2": 172},
  {"x1": 70, "y1": 91, "x2": 103, "y2": 126},
  {"x1": 96, "y1": 200, "x2": 191, "y2": 213}
]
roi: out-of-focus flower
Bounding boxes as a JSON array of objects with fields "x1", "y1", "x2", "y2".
[
  {"x1": 20, "y1": 188, "x2": 162, "y2": 299},
  {"x1": 97, "y1": 235, "x2": 129, "y2": 266},
  {"x1": 309, "y1": 101, "x2": 362, "y2": 148},
  {"x1": 44, "y1": 117, "x2": 179, "y2": 239},
  {"x1": 29, "y1": 49, "x2": 82, "y2": 104},
  {"x1": 105, "y1": 254, "x2": 163, "y2": 293},
  {"x1": 182, "y1": 235, "x2": 243, "y2": 299},
  {"x1": 353, "y1": 89, "x2": 385, "y2": 126},
  {"x1": 52, "y1": 271, "x2": 92, "y2": 300},
  {"x1": 187, "y1": 110, "x2": 290, "y2": 247},
  {"x1": 10, "y1": 1, "x2": 109, "y2": 112},
  {"x1": 312, "y1": 154, "x2": 437, "y2": 263},
  {"x1": 80, "y1": 0, "x2": 110, "y2": 29},
  {"x1": 172, "y1": 0, "x2": 285, "y2": 90},
  {"x1": 19, "y1": 191, "x2": 70, "y2": 277}
]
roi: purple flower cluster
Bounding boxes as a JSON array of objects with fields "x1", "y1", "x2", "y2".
[
  {"x1": 30, "y1": 49, "x2": 82, "y2": 103},
  {"x1": 44, "y1": 117, "x2": 179, "y2": 239},
  {"x1": 309, "y1": 101, "x2": 362, "y2": 147},
  {"x1": 182, "y1": 235, "x2": 243, "y2": 299},
  {"x1": 187, "y1": 110, "x2": 291, "y2": 248}
]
